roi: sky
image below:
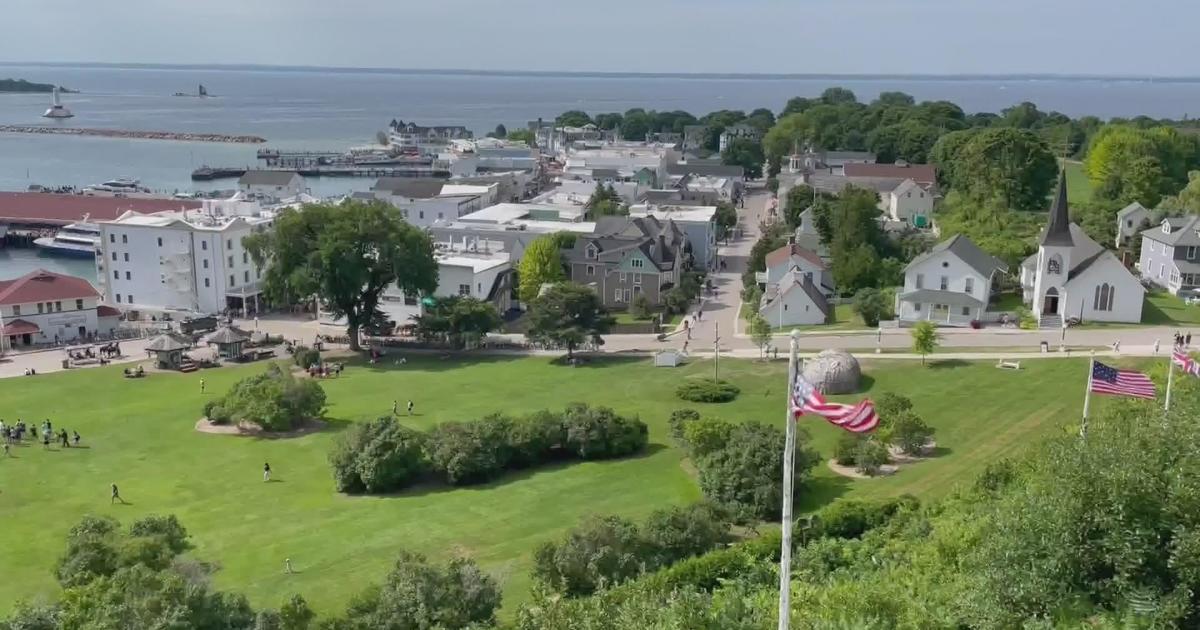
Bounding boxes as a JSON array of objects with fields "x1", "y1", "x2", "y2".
[{"x1": 1, "y1": 0, "x2": 1196, "y2": 76}]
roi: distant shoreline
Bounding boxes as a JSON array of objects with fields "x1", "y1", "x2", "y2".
[
  {"x1": 1, "y1": 61, "x2": 1198, "y2": 83},
  {"x1": 0, "y1": 77, "x2": 76, "y2": 93}
]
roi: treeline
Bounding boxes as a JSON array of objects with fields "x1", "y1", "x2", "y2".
[
  {"x1": 0, "y1": 78, "x2": 72, "y2": 93},
  {"x1": 329, "y1": 403, "x2": 648, "y2": 493}
]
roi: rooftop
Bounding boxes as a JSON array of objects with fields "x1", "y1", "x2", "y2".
[
  {"x1": 842, "y1": 162, "x2": 937, "y2": 184},
  {"x1": 0, "y1": 269, "x2": 100, "y2": 305},
  {"x1": 630, "y1": 204, "x2": 718, "y2": 223},
  {"x1": 0, "y1": 192, "x2": 201, "y2": 226}
]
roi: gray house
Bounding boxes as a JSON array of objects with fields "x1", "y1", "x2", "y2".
[
  {"x1": 1139, "y1": 215, "x2": 1200, "y2": 295},
  {"x1": 566, "y1": 216, "x2": 688, "y2": 308}
]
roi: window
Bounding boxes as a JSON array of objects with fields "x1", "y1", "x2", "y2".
[
  {"x1": 1127, "y1": 220, "x2": 1133, "y2": 228},
  {"x1": 964, "y1": 277, "x2": 974, "y2": 295},
  {"x1": 1164, "y1": 221, "x2": 1172, "y2": 234},
  {"x1": 633, "y1": 273, "x2": 642, "y2": 285},
  {"x1": 915, "y1": 274, "x2": 924, "y2": 289},
  {"x1": 243, "y1": 252, "x2": 248, "y2": 264},
  {"x1": 123, "y1": 252, "x2": 129, "y2": 262},
  {"x1": 614, "y1": 288, "x2": 623, "y2": 303},
  {"x1": 939, "y1": 276, "x2": 948, "y2": 291},
  {"x1": 75, "y1": 299, "x2": 83, "y2": 310},
  {"x1": 1094, "y1": 283, "x2": 1115, "y2": 312},
  {"x1": 202, "y1": 259, "x2": 209, "y2": 269},
  {"x1": 586, "y1": 265, "x2": 595, "y2": 276},
  {"x1": 113, "y1": 270, "x2": 119, "y2": 279},
  {"x1": 620, "y1": 272, "x2": 627, "y2": 282},
  {"x1": 630, "y1": 258, "x2": 645, "y2": 269},
  {"x1": 157, "y1": 237, "x2": 163, "y2": 247},
  {"x1": 1189, "y1": 246, "x2": 1197, "y2": 260},
  {"x1": 125, "y1": 271, "x2": 131, "y2": 280},
  {"x1": 586, "y1": 244, "x2": 598, "y2": 260},
  {"x1": 55, "y1": 301, "x2": 62, "y2": 312},
  {"x1": 404, "y1": 294, "x2": 417, "y2": 306},
  {"x1": 128, "y1": 294, "x2": 133, "y2": 303},
  {"x1": 961, "y1": 306, "x2": 971, "y2": 316},
  {"x1": 37, "y1": 303, "x2": 43, "y2": 314},
  {"x1": 418, "y1": 211, "x2": 425, "y2": 220},
  {"x1": 624, "y1": 289, "x2": 631, "y2": 302},
  {"x1": 228, "y1": 256, "x2": 234, "y2": 267},
  {"x1": 121, "y1": 234, "x2": 127, "y2": 244},
  {"x1": 111, "y1": 252, "x2": 117, "y2": 261},
  {"x1": 204, "y1": 278, "x2": 210, "y2": 288},
  {"x1": 109, "y1": 234, "x2": 115, "y2": 243},
  {"x1": 256, "y1": 268, "x2": 261, "y2": 279},
  {"x1": 114, "y1": 295, "x2": 120, "y2": 304},
  {"x1": 226, "y1": 239, "x2": 232, "y2": 249},
  {"x1": 201, "y1": 241, "x2": 208, "y2": 251},
  {"x1": 244, "y1": 270, "x2": 250, "y2": 283},
  {"x1": 1047, "y1": 254, "x2": 1062, "y2": 275}
]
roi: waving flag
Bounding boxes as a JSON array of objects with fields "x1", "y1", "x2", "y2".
[
  {"x1": 791, "y1": 375, "x2": 879, "y2": 433},
  {"x1": 1173, "y1": 351, "x2": 1200, "y2": 377},
  {"x1": 1090, "y1": 361, "x2": 1156, "y2": 400}
]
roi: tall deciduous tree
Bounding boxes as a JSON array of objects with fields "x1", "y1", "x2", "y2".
[
  {"x1": 748, "y1": 313, "x2": 773, "y2": 358},
  {"x1": 526, "y1": 283, "x2": 614, "y2": 359},
  {"x1": 939, "y1": 128, "x2": 1059, "y2": 212},
  {"x1": 910, "y1": 320, "x2": 939, "y2": 365},
  {"x1": 721, "y1": 138, "x2": 764, "y2": 179},
  {"x1": 244, "y1": 200, "x2": 437, "y2": 351},
  {"x1": 517, "y1": 235, "x2": 567, "y2": 304},
  {"x1": 556, "y1": 110, "x2": 593, "y2": 127}
]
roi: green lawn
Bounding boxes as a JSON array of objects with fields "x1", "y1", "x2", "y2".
[
  {"x1": 0, "y1": 354, "x2": 1149, "y2": 618},
  {"x1": 1063, "y1": 159, "x2": 1093, "y2": 204},
  {"x1": 989, "y1": 292, "x2": 1025, "y2": 312},
  {"x1": 774, "y1": 303, "x2": 871, "y2": 332},
  {"x1": 1078, "y1": 292, "x2": 1200, "y2": 328},
  {"x1": 612, "y1": 311, "x2": 683, "y2": 327}
]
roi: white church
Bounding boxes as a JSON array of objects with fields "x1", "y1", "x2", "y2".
[{"x1": 1019, "y1": 171, "x2": 1144, "y2": 325}]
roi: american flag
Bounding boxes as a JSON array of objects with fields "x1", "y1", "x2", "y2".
[
  {"x1": 1090, "y1": 361, "x2": 1156, "y2": 400},
  {"x1": 791, "y1": 375, "x2": 879, "y2": 433},
  {"x1": 1173, "y1": 351, "x2": 1200, "y2": 377}
]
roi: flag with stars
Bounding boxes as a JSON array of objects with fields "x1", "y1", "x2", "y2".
[
  {"x1": 791, "y1": 374, "x2": 879, "y2": 433},
  {"x1": 1090, "y1": 361, "x2": 1156, "y2": 400}
]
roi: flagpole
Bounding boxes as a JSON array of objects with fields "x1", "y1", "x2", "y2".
[
  {"x1": 778, "y1": 330, "x2": 800, "y2": 630},
  {"x1": 1166, "y1": 351, "x2": 1176, "y2": 412},
  {"x1": 1081, "y1": 351, "x2": 1095, "y2": 438}
]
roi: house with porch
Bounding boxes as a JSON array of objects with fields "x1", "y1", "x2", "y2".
[
  {"x1": 896, "y1": 234, "x2": 1007, "y2": 326},
  {"x1": 566, "y1": 215, "x2": 687, "y2": 308},
  {"x1": 1138, "y1": 214, "x2": 1200, "y2": 296}
]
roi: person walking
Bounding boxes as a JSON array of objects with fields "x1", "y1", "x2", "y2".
[
  {"x1": 263, "y1": 462, "x2": 271, "y2": 482},
  {"x1": 200, "y1": 378, "x2": 206, "y2": 394},
  {"x1": 392, "y1": 400, "x2": 398, "y2": 416},
  {"x1": 73, "y1": 431, "x2": 80, "y2": 446},
  {"x1": 284, "y1": 558, "x2": 294, "y2": 574},
  {"x1": 1188, "y1": 332, "x2": 1193, "y2": 348},
  {"x1": 110, "y1": 483, "x2": 124, "y2": 504},
  {"x1": 407, "y1": 400, "x2": 414, "y2": 416},
  {"x1": 42, "y1": 433, "x2": 50, "y2": 450}
]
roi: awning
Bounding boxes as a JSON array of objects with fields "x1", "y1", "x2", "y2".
[
  {"x1": 897, "y1": 289, "x2": 984, "y2": 308},
  {"x1": 2, "y1": 318, "x2": 40, "y2": 335},
  {"x1": 97, "y1": 305, "x2": 122, "y2": 317}
]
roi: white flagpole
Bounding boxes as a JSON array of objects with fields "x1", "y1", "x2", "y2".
[
  {"x1": 1081, "y1": 352, "x2": 1095, "y2": 438},
  {"x1": 778, "y1": 330, "x2": 800, "y2": 630},
  {"x1": 1166, "y1": 352, "x2": 1176, "y2": 412}
]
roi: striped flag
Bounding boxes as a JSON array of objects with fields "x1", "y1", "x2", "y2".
[
  {"x1": 1173, "y1": 351, "x2": 1200, "y2": 377},
  {"x1": 1090, "y1": 361, "x2": 1156, "y2": 400},
  {"x1": 791, "y1": 375, "x2": 879, "y2": 433}
]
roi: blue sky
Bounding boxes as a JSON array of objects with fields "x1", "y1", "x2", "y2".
[{"x1": 2, "y1": 0, "x2": 1194, "y2": 76}]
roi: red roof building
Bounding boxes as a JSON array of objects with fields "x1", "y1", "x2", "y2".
[
  {"x1": 0, "y1": 192, "x2": 201, "y2": 227},
  {"x1": 0, "y1": 269, "x2": 114, "y2": 346},
  {"x1": 842, "y1": 163, "x2": 937, "y2": 188},
  {"x1": 0, "y1": 269, "x2": 100, "y2": 305}
]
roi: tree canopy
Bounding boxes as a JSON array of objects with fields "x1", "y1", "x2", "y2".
[
  {"x1": 517, "y1": 234, "x2": 567, "y2": 304},
  {"x1": 526, "y1": 283, "x2": 614, "y2": 358}
]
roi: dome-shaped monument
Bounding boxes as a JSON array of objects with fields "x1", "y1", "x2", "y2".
[{"x1": 801, "y1": 350, "x2": 862, "y2": 394}]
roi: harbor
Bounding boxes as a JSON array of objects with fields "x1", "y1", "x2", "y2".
[
  {"x1": 191, "y1": 165, "x2": 450, "y2": 181},
  {"x1": 0, "y1": 125, "x2": 266, "y2": 144}
]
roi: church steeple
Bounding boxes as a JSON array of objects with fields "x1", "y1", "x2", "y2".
[{"x1": 1040, "y1": 169, "x2": 1073, "y2": 247}]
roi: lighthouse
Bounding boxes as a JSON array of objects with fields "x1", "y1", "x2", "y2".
[{"x1": 42, "y1": 87, "x2": 74, "y2": 119}]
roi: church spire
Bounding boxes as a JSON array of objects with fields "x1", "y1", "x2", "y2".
[{"x1": 1040, "y1": 168, "x2": 1073, "y2": 247}]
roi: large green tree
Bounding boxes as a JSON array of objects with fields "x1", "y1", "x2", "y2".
[
  {"x1": 244, "y1": 200, "x2": 437, "y2": 350},
  {"x1": 556, "y1": 110, "x2": 593, "y2": 127},
  {"x1": 720, "y1": 138, "x2": 764, "y2": 179},
  {"x1": 1086, "y1": 124, "x2": 1200, "y2": 207},
  {"x1": 526, "y1": 283, "x2": 614, "y2": 359},
  {"x1": 517, "y1": 235, "x2": 567, "y2": 304},
  {"x1": 936, "y1": 128, "x2": 1059, "y2": 212}
]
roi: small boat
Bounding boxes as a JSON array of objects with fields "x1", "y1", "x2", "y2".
[
  {"x1": 33, "y1": 221, "x2": 101, "y2": 258},
  {"x1": 42, "y1": 87, "x2": 73, "y2": 119},
  {"x1": 83, "y1": 177, "x2": 150, "y2": 195}
]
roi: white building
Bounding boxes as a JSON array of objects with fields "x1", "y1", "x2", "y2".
[
  {"x1": 758, "y1": 270, "x2": 829, "y2": 327},
  {"x1": 883, "y1": 179, "x2": 934, "y2": 227},
  {"x1": 369, "y1": 178, "x2": 496, "y2": 228},
  {"x1": 96, "y1": 198, "x2": 273, "y2": 316},
  {"x1": 718, "y1": 123, "x2": 760, "y2": 153},
  {"x1": 375, "y1": 244, "x2": 514, "y2": 328},
  {"x1": 762, "y1": 242, "x2": 833, "y2": 297},
  {"x1": 238, "y1": 171, "x2": 305, "y2": 201},
  {"x1": 1021, "y1": 173, "x2": 1144, "y2": 325},
  {"x1": 630, "y1": 204, "x2": 718, "y2": 270},
  {"x1": 1116, "y1": 202, "x2": 1155, "y2": 248},
  {"x1": 0, "y1": 269, "x2": 117, "y2": 347},
  {"x1": 897, "y1": 234, "x2": 1007, "y2": 327}
]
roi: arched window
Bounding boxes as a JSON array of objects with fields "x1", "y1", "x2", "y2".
[
  {"x1": 1047, "y1": 254, "x2": 1062, "y2": 275},
  {"x1": 1094, "y1": 283, "x2": 1114, "y2": 312}
]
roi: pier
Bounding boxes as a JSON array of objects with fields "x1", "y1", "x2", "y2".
[
  {"x1": 191, "y1": 166, "x2": 451, "y2": 181},
  {"x1": 255, "y1": 148, "x2": 434, "y2": 169},
  {"x1": 0, "y1": 125, "x2": 266, "y2": 144}
]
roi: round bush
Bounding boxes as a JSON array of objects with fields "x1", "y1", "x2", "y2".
[
  {"x1": 676, "y1": 379, "x2": 740, "y2": 403},
  {"x1": 293, "y1": 345, "x2": 321, "y2": 368},
  {"x1": 203, "y1": 400, "x2": 231, "y2": 425}
]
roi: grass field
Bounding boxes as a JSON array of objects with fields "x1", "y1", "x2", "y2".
[
  {"x1": 1063, "y1": 159, "x2": 1093, "y2": 204},
  {"x1": 1077, "y1": 291, "x2": 1200, "y2": 328},
  {"x1": 0, "y1": 354, "x2": 1148, "y2": 618},
  {"x1": 773, "y1": 303, "x2": 870, "y2": 332}
]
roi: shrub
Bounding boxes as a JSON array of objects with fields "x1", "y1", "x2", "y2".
[
  {"x1": 533, "y1": 515, "x2": 646, "y2": 597},
  {"x1": 853, "y1": 438, "x2": 890, "y2": 477},
  {"x1": 833, "y1": 432, "x2": 863, "y2": 466},
  {"x1": 813, "y1": 496, "x2": 918, "y2": 540},
  {"x1": 328, "y1": 417, "x2": 427, "y2": 494},
  {"x1": 641, "y1": 503, "x2": 732, "y2": 567},
  {"x1": 504, "y1": 410, "x2": 566, "y2": 467},
  {"x1": 203, "y1": 400, "x2": 231, "y2": 425},
  {"x1": 676, "y1": 378, "x2": 740, "y2": 403},
  {"x1": 697, "y1": 422, "x2": 818, "y2": 519},
  {"x1": 1015, "y1": 305, "x2": 1038, "y2": 330},
  {"x1": 667, "y1": 408, "x2": 700, "y2": 445},
  {"x1": 682, "y1": 417, "x2": 735, "y2": 457},
  {"x1": 873, "y1": 392, "x2": 913, "y2": 419},
  {"x1": 891, "y1": 410, "x2": 935, "y2": 455},
  {"x1": 630, "y1": 294, "x2": 653, "y2": 319},
  {"x1": 424, "y1": 420, "x2": 509, "y2": 485},
  {"x1": 207, "y1": 364, "x2": 325, "y2": 432},
  {"x1": 562, "y1": 403, "x2": 648, "y2": 460},
  {"x1": 292, "y1": 345, "x2": 320, "y2": 368}
]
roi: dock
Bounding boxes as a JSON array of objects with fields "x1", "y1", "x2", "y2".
[
  {"x1": 192, "y1": 166, "x2": 451, "y2": 181},
  {"x1": 255, "y1": 148, "x2": 434, "y2": 169},
  {"x1": 0, "y1": 125, "x2": 266, "y2": 144}
]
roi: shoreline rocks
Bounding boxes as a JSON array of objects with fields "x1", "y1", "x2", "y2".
[{"x1": 0, "y1": 125, "x2": 266, "y2": 144}]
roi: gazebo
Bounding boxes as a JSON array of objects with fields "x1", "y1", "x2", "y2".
[
  {"x1": 204, "y1": 326, "x2": 251, "y2": 359},
  {"x1": 145, "y1": 333, "x2": 193, "y2": 370}
]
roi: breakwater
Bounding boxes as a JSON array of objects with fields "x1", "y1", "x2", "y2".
[{"x1": 0, "y1": 125, "x2": 266, "y2": 144}]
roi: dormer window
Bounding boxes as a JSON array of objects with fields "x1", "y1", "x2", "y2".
[
  {"x1": 649, "y1": 243, "x2": 656, "y2": 257},
  {"x1": 585, "y1": 244, "x2": 598, "y2": 260},
  {"x1": 1163, "y1": 220, "x2": 1172, "y2": 234}
]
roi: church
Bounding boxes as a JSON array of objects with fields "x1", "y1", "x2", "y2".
[{"x1": 1019, "y1": 171, "x2": 1144, "y2": 325}]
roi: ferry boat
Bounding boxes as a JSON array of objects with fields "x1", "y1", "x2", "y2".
[
  {"x1": 33, "y1": 221, "x2": 101, "y2": 258},
  {"x1": 42, "y1": 87, "x2": 73, "y2": 119}
]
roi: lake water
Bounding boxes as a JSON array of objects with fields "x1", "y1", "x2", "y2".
[
  {"x1": 0, "y1": 246, "x2": 97, "y2": 282},
  {"x1": 1, "y1": 65, "x2": 1200, "y2": 197}
]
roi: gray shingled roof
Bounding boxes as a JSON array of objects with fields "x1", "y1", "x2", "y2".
[
  {"x1": 1022, "y1": 223, "x2": 1110, "y2": 279},
  {"x1": 1041, "y1": 170, "x2": 1074, "y2": 247},
  {"x1": 372, "y1": 178, "x2": 446, "y2": 199},
  {"x1": 146, "y1": 333, "x2": 192, "y2": 352},
  {"x1": 906, "y1": 234, "x2": 1008, "y2": 278},
  {"x1": 1117, "y1": 202, "x2": 1150, "y2": 218},
  {"x1": 568, "y1": 215, "x2": 684, "y2": 272},
  {"x1": 897, "y1": 288, "x2": 984, "y2": 308},
  {"x1": 1141, "y1": 215, "x2": 1200, "y2": 246},
  {"x1": 239, "y1": 170, "x2": 299, "y2": 187},
  {"x1": 760, "y1": 271, "x2": 831, "y2": 316},
  {"x1": 665, "y1": 163, "x2": 744, "y2": 178},
  {"x1": 806, "y1": 174, "x2": 906, "y2": 195}
]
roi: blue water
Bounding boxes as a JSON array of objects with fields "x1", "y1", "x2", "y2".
[
  {"x1": 0, "y1": 246, "x2": 98, "y2": 282},
  {"x1": 0, "y1": 65, "x2": 1198, "y2": 197}
]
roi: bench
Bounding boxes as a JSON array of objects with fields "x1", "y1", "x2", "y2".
[{"x1": 996, "y1": 360, "x2": 1021, "y2": 370}]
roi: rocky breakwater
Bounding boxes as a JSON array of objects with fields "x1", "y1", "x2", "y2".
[{"x1": 0, "y1": 125, "x2": 266, "y2": 144}]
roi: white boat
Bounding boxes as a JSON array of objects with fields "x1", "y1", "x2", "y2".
[
  {"x1": 33, "y1": 221, "x2": 101, "y2": 258},
  {"x1": 42, "y1": 87, "x2": 73, "y2": 119},
  {"x1": 83, "y1": 177, "x2": 151, "y2": 195}
]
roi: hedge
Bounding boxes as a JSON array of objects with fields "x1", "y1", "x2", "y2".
[{"x1": 676, "y1": 378, "x2": 740, "y2": 403}]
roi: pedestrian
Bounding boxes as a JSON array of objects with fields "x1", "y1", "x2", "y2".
[
  {"x1": 284, "y1": 558, "x2": 294, "y2": 574},
  {"x1": 773, "y1": 346, "x2": 779, "y2": 360},
  {"x1": 1188, "y1": 332, "x2": 1193, "y2": 348},
  {"x1": 263, "y1": 462, "x2": 271, "y2": 482},
  {"x1": 200, "y1": 378, "x2": 206, "y2": 394},
  {"x1": 1155, "y1": 339, "x2": 1161, "y2": 355},
  {"x1": 407, "y1": 400, "x2": 414, "y2": 415},
  {"x1": 392, "y1": 400, "x2": 398, "y2": 415},
  {"x1": 2, "y1": 441, "x2": 9, "y2": 457},
  {"x1": 42, "y1": 433, "x2": 50, "y2": 450},
  {"x1": 60, "y1": 430, "x2": 69, "y2": 448},
  {"x1": 73, "y1": 431, "x2": 80, "y2": 446},
  {"x1": 1113, "y1": 339, "x2": 1121, "y2": 352},
  {"x1": 682, "y1": 340, "x2": 689, "y2": 352},
  {"x1": 111, "y1": 483, "x2": 123, "y2": 504}
]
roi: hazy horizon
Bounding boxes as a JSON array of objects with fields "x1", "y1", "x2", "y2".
[{"x1": 2, "y1": 0, "x2": 1196, "y2": 76}]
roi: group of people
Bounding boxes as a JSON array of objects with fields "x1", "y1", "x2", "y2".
[
  {"x1": 307, "y1": 362, "x2": 343, "y2": 378},
  {"x1": 1, "y1": 418, "x2": 80, "y2": 456},
  {"x1": 392, "y1": 399, "x2": 415, "y2": 416},
  {"x1": 1175, "y1": 331, "x2": 1193, "y2": 349}
]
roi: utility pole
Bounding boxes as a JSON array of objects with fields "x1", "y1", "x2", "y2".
[{"x1": 713, "y1": 322, "x2": 720, "y2": 380}]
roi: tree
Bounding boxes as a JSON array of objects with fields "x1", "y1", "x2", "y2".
[
  {"x1": 910, "y1": 320, "x2": 939, "y2": 365},
  {"x1": 640, "y1": 503, "x2": 731, "y2": 568},
  {"x1": 890, "y1": 410, "x2": 935, "y2": 456},
  {"x1": 492, "y1": 123, "x2": 508, "y2": 138},
  {"x1": 526, "y1": 283, "x2": 614, "y2": 359},
  {"x1": 507, "y1": 128, "x2": 536, "y2": 145},
  {"x1": 1086, "y1": 125, "x2": 1200, "y2": 207},
  {"x1": 934, "y1": 128, "x2": 1059, "y2": 212},
  {"x1": 244, "y1": 200, "x2": 437, "y2": 351},
  {"x1": 827, "y1": 186, "x2": 888, "y2": 294},
  {"x1": 714, "y1": 202, "x2": 738, "y2": 239},
  {"x1": 1161, "y1": 170, "x2": 1200, "y2": 212},
  {"x1": 557, "y1": 110, "x2": 592, "y2": 127},
  {"x1": 328, "y1": 417, "x2": 428, "y2": 494},
  {"x1": 721, "y1": 138, "x2": 764, "y2": 179},
  {"x1": 852, "y1": 287, "x2": 891, "y2": 327},
  {"x1": 58, "y1": 565, "x2": 255, "y2": 630},
  {"x1": 630, "y1": 293, "x2": 652, "y2": 319},
  {"x1": 594, "y1": 112, "x2": 623, "y2": 130},
  {"x1": 682, "y1": 417, "x2": 735, "y2": 457},
  {"x1": 517, "y1": 235, "x2": 566, "y2": 304},
  {"x1": 697, "y1": 421, "x2": 818, "y2": 519},
  {"x1": 854, "y1": 438, "x2": 890, "y2": 476},
  {"x1": 334, "y1": 550, "x2": 500, "y2": 628},
  {"x1": 413, "y1": 296, "x2": 502, "y2": 349},
  {"x1": 748, "y1": 313, "x2": 772, "y2": 358},
  {"x1": 206, "y1": 364, "x2": 325, "y2": 432},
  {"x1": 533, "y1": 514, "x2": 646, "y2": 596}
]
